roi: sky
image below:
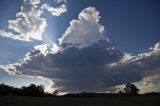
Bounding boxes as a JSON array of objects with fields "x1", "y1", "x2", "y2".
[{"x1": 0, "y1": 0, "x2": 160, "y2": 93}]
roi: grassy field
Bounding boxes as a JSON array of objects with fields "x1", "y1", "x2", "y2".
[{"x1": 0, "y1": 96, "x2": 160, "y2": 106}]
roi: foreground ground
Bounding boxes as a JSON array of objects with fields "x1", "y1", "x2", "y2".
[{"x1": 0, "y1": 96, "x2": 160, "y2": 106}]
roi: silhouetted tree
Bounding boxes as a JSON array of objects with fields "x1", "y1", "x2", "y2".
[
  {"x1": 21, "y1": 84, "x2": 45, "y2": 96},
  {"x1": 0, "y1": 83, "x2": 14, "y2": 95},
  {"x1": 53, "y1": 90, "x2": 59, "y2": 95},
  {"x1": 2, "y1": 83, "x2": 160, "y2": 97},
  {"x1": 118, "y1": 90, "x2": 123, "y2": 94},
  {"x1": 0, "y1": 83, "x2": 47, "y2": 96},
  {"x1": 123, "y1": 83, "x2": 139, "y2": 95}
]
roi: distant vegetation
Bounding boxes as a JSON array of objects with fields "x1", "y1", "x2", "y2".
[
  {"x1": 0, "y1": 83, "x2": 159, "y2": 97},
  {"x1": 0, "y1": 83, "x2": 52, "y2": 96}
]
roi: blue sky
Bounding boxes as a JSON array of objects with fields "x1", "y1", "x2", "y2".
[
  {"x1": 0, "y1": 0, "x2": 159, "y2": 63},
  {"x1": 63, "y1": 0, "x2": 160, "y2": 53},
  {"x1": 0, "y1": 0, "x2": 160, "y2": 93},
  {"x1": 43, "y1": 0, "x2": 160, "y2": 53}
]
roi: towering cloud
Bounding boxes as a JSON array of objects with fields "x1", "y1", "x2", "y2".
[
  {"x1": 59, "y1": 7, "x2": 105, "y2": 48},
  {"x1": 0, "y1": 7, "x2": 160, "y2": 93}
]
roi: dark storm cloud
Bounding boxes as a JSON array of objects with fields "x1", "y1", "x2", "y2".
[
  {"x1": 8, "y1": 41, "x2": 160, "y2": 92},
  {"x1": 1, "y1": 7, "x2": 160, "y2": 93},
  {"x1": 12, "y1": 41, "x2": 160, "y2": 92},
  {"x1": 16, "y1": 40, "x2": 123, "y2": 92}
]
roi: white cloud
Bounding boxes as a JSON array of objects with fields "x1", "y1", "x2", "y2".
[
  {"x1": 58, "y1": 7, "x2": 105, "y2": 48},
  {"x1": 0, "y1": 0, "x2": 47, "y2": 41},
  {"x1": 0, "y1": 6, "x2": 159, "y2": 93},
  {"x1": 24, "y1": 0, "x2": 41, "y2": 5},
  {"x1": 106, "y1": 62, "x2": 118, "y2": 68},
  {"x1": 55, "y1": 0, "x2": 66, "y2": 4},
  {"x1": 0, "y1": 64, "x2": 17, "y2": 74},
  {"x1": 34, "y1": 43, "x2": 62, "y2": 55},
  {"x1": 128, "y1": 42, "x2": 160, "y2": 62},
  {"x1": 114, "y1": 75, "x2": 160, "y2": 94},
  {"x1": 51, "y1": 43, "x2": 62, "y2": 54},
  {"x1": 0, "y1": 0, "x2": 67, "y2": 41},
  {"x1": 120, "y1": 53, "x2": 135, "y2": 63},
  {"x1": 107, "y1": 53, "x2": 135, "y2": 68},
  {"x1": 153, "y1": 42, "x2": 160, "y2": 51},
  {"x1": 42, "y1": 3, "x2": 67, "y2": 16},
  {"x1": 135, "y1": 75, "x2": 160, "y2": 93},
  {"x1": 0, "y1": 30, "x2": 23, "y2": 41},
  {"x1": 32, "y1": 75, "x2": 56, "y2": 93},
  {"x1": 28, "y1": 0, "x2": 41, "y2": 5},
  {"x1": 109, "y1": 42, "x2": 160, "y2": 67},
  {"x1": 34, "y1": 44, "x2": 49, "y2": 56}
]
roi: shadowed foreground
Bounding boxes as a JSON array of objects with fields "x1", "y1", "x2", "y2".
[{"x1": 0, "y1": 96, "x2": 159, "y2": 106}]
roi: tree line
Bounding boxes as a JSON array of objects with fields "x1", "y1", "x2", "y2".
[
  {"x1": 0, "y1": 83, "x2": 159, "y2": 97},
  {"x1": 0, "y1": 83, "x2": 53, "y2": 96}
]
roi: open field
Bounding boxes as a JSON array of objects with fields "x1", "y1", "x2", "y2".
[{"x1": 0, "y1": 96, "x2": 160, "y2": 106}]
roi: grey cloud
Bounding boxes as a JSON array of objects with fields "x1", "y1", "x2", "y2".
[
  {"x1": 15, "y1": 40, "x2": 123, "y2": 92},
  {"x1": 1, "y1": 6, "x2": 160, "y2": 93},
  {"x1": 9, "y1": 41, "x2": 160, "y2": 93}
]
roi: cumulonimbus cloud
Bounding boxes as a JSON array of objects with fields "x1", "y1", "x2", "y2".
[{"x1": 0, "y1": 7, "x2": 160, "y2": 93}]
